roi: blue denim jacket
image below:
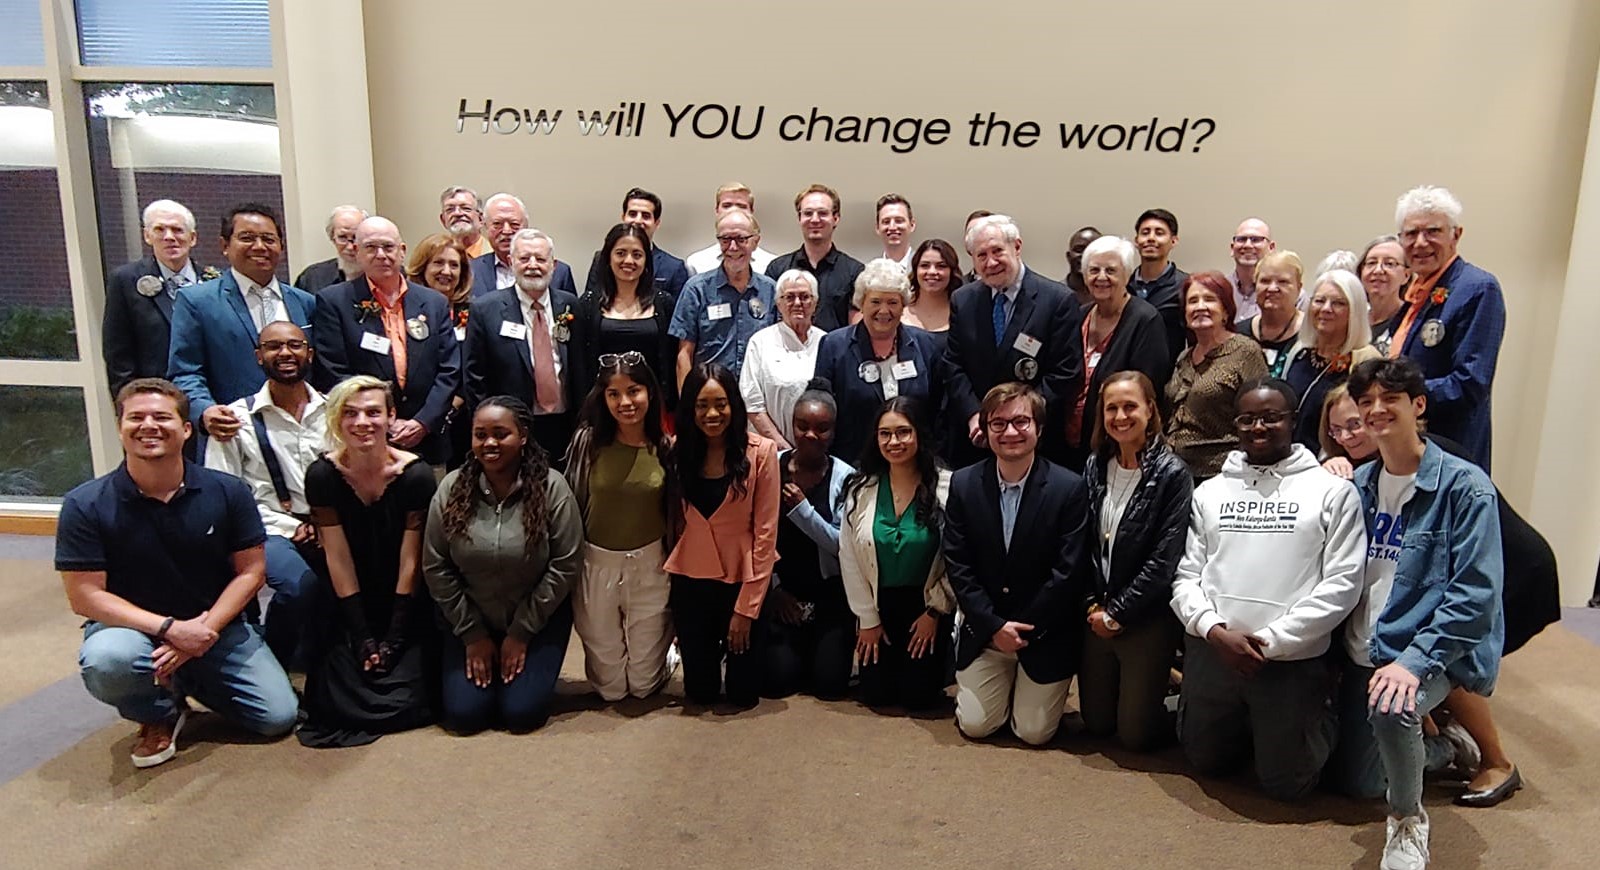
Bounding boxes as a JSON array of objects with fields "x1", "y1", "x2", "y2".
[{"x1": 1355, "y1": 440, "x2": 1504, "y2": 694}]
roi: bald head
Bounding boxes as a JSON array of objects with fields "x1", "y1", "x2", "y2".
[
  {"x1": 1230, "y1": 217, "x2": 1275, "y2": 270},
  {"x1": 355, "y1": 216, "x2": 406, "y2": 285}
]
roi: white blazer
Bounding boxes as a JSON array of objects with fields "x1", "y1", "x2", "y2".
[{"x1": 840, "y1": 469, "x2": 955, "y2": 629}]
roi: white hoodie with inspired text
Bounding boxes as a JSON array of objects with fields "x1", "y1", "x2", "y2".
[{"x1": 1171, "y1": 444, "x2": 1367, "y2": 661}]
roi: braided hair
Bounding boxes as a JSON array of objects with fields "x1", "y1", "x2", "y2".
[{"x1": 441, "y1": 395, "x2": 550, "y2": 553}]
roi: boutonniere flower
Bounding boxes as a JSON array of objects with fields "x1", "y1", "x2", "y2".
[
  {"x1": 354, "y1": 299, "x2": 383, "y2": 323},
  {"x1": 552, "y1": 307, "x2": 574, "y2": 343},
  {"x1": 1430, "y1": 285, "x2": 1449, "y2": 306},
  {"x1": 454, "y1": 308, "x2": 469, "y2": 330},
  {"x1": 1326, "y1": 353, "x2": 1351, "y2": 374},
  {"x1": 200, "y1": 266, "x2": 222, "y2": 282}
]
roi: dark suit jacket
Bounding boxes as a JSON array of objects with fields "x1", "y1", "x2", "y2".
[
  {"x1": 944, "y1": 456, "x2": 1089, "y2": 683},
  {"x1": 103, "y1": 255, "x2": 198, "y2": 396},
  {"x1": 813, "y1": 322, "x2": 944, "y2": 465},
  {"x1": 167, "y1": 272, "x2": 318, "y2": 425},
  {"x1": 1072, "y1": 295, "x2": 1175, "y2": 451},
  {"x1": 462, "y1": 287, "x2": 582, "y2": 415},
  {"x1": 583, "y1": 245, "x2": 689, "y2": 299},
  {"x1": 568, "y1": 289, "x2": 678, "y2": 409},
  {"x1": 294, "y1": 258, "x2": 354, "y2": 295},
  {"x1": 468, "y1": 252, "x2": 576, "y2": 300},
  {"x1": 313, "y1": 278, "x2": 461, "y2": 460},
  {"x1": 943, "y1": 268, "x2": 1083, "y2": 456}
]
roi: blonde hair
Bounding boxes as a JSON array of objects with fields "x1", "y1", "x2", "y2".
[
  {"x1": 324, "y1": 375, "x2": 394, "y2": 453},
  {"x1": 1255, "y1": 249, "x2": 1303, "y2": 286}
]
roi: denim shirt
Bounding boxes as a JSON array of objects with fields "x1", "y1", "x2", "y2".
[
  {"x1": 668, "y1": 267, "x2": 778, "y2": 378},
  {"x1": 1354, "y1": 440, "x2": 1504, "y2": 694}
]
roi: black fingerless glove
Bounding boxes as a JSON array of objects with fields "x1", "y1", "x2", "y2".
[
  {"x1": 373, "y1": 593, "x2": 412, "y2": 675},
  {"x1": 337, "y1": 593, "x2": 376, "y2": 652}
]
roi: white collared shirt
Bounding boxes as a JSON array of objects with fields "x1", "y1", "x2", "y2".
[
  {"x1": 495, "y1": 257, "x2": 516, "y2": 290},
  {"x1": 883, "y1": 249, "x2": 914, "y2": 273},
  {"x1": 516, "y1": 285, "x2": 565, "y2": 389},
  {"x1": 738, "y1": 320, "x2": 825, "y2": 442},
  {"x1": 996, "y1": 456, "x2": 1035, "y2": 551},
  {"x1": 231, "y1": 267, "x2": 287, "y2": 331},
  {"x1": 204, "y1": 382, "x2": 327, "y2": 537},
  {"x1": 158, "y1": 259, "x2": 197, "y2": 285}
]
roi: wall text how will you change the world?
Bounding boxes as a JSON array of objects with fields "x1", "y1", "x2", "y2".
[{"x1": 456, "y1": 100, "x2": 1218, "y2": 155}]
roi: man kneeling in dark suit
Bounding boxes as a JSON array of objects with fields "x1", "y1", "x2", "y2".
[{"x1": 944, "y1": 382, "x2": 1089, "y2": 745}]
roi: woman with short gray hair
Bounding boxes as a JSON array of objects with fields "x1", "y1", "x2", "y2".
[{"x1": 740, "y1": 269, "x2": 825, "y2": 448}]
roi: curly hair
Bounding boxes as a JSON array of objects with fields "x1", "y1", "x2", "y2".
[
  {"x1": 840, "y1": 396, "x2": 943, "y2": 530},
  {"x1": 441, "y1": 395, "x2": 550, "y2": 554}
]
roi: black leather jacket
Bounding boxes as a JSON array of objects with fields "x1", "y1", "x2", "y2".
[{"x1": 1082, "y1": 437, "x2": 1192, "y2": 625}]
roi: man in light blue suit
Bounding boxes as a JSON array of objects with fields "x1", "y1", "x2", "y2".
[
  {"x1": 168, "y1": 203, "x2": 317, "y2": 443},
  {"x1": 467, "y1": 192, "x2": 576, "y2": 298}
]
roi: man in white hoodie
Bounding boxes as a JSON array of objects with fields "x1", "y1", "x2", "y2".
[{"x1": 1171, "y1": 379, "x2": 1366, "y2": 800}]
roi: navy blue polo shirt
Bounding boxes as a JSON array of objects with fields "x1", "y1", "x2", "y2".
[{"x1": 55, "y1": 461, "x2": 266, "y2": 621}]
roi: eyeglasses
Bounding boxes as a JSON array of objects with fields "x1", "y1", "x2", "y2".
[
  {"x1": 1234, "y1": 411, "x2": 1292, "y2": 429},
  {"x1": 1362, "y1": 258, "x2": 1405, "y2": 272},
  {"x1": 259, "y1": 339, "x2": 308, "y2": 352},
  {"x1": 598, "y1": 351, "x2": 646, "y2": 368},
  {"x1": 778, "y1": 292, "x2": 814, "y2": 305},
  {"x1": 877, "y1": 426, "x2": 916, "y2": 442},
  {"x1": 1328, "y1": 420, "x2": 1364, "y2": 440},
  {"x1": 716, "y1": 234, "x2": 755, "y2": 247},
  {"x1": 1232, "y1": 235, "x2": 1269, "y2": 245},
  {"x1": 333, "y1": 232, "x2": 358, "y2": 245},
  {"x1": 985, "y1": 415, "x2": 1035, "y2": 434},
  {"x1": 1399, "y1": 226, "x2": 1451, "y2": 244}
]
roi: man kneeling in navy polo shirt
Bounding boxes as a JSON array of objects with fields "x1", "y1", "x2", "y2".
[{"x1": 56, "y1": 378, "x2": 297, "y2": 768}]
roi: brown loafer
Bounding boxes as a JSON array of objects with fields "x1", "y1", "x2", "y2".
[{"x1": 131, "y1": 709, "x2": 187, "y2": 769}]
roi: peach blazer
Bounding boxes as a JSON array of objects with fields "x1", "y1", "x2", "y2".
[{"x1": 664, "y1": 432, "x2": 781, "y2": 619}]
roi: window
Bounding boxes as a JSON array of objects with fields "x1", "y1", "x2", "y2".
[
  {"x1": 85, "y1": 83, "x2": 286, "y2": 283},
  {"x1": 75, "y1": 0, "x2": 271, "y2": 68},
  {"x1": 0, "y1": 81, "x2": 78, "y2": 361},
  {"x1": 0, "y1": 386, "x2": 93, "y2": 501},
  {"x1": 0, "y1": 0, "x2": 44, "y2": 66}
]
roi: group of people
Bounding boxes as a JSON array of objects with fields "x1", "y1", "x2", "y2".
[{"x1": 69, "y1": 180, "x2": 1558, "y2": 870}]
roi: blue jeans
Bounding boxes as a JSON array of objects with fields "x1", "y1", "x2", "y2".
[
  {"x1": 439, "y1": 601, "x2": 572, "y2": 734},
  {"x1": 78, "y1": 619, "x2": 298, "y2": 736},
  {"x1": 1329, "y1": 657, "x2": 1456, "y2": 799},
  {"x1": 261, "y1": 535, "x2": 317, "y2": 667},
  {"x1": 1367, "y1": 665, "x2": 1456, "y2": 817}
]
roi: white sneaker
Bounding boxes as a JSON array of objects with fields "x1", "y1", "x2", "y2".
[
  {"x1": 1381, "y1": 809, "x2": 1430, "y2": 870},
  {"x1": 664, "y1": 642, "x2": 681, "y2": 679},
  {"x1": 1438, "y1": 720, "x2": 1481, "y2": 778},
  {"x1": 131, "y1": 708, "x2": 187, "y2": 769}
]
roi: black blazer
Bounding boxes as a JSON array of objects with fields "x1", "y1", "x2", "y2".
[
  {"x1": 313, "y1": 278, "x2": 461, "y2": 460},
  {"x1": 295, "y1": 258, "x2": 352, "y2": 295},
  {"x1": 944, "y1": 268, "x2": 1084, "y2": 447},
  {"x1": 467, "y1": 252, "x2": 576, "y2": 300},
  {"x1": 568, "y1": 289, "x2": 678, "y2": 409},
  {"x1": 944, "y1": 456, "x2": 1089, "y2": 683},
  {"x1": 1082, "y1": 437, "x2": 1192, "y2": 626},
  {"x1": 102, "y1": 255, "x2": 192, "y2": 397},
  {"x1": 813, "y1": 322, "x2": 944, "y2": 466},
  {"x1": 462, "y1": 287, "x2": 582, "y2": 414},
  {"x1": 1072, "y1": 295, "x2": 1175, "y2": 451}
]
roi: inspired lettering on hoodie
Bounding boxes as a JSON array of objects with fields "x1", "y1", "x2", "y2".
[{"x1": 1216, "y1": 499, "x2": 1303, "y2": 534}]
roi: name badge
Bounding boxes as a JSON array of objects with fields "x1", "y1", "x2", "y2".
[
  {"x1": 1013, "y1": 332, "x2": 1042, "y2": 357},
  {"x1": 891, "y1": 360, "x2": 918, "y2": 380},
  {"x1": 500, "y1": 321, "x2": 528, "y2": 341},
  {"x1": 1088, "y1": 351, "x2": 1103, "y2": 369},
  {"x1": 707, "y1": 303, "x2": 733, "y2": 321},
  {"x1": 359, "y1": 332, "x2": 391, "y2": 355}
]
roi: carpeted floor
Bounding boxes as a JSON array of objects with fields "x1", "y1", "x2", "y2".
[{"x1": 1, "y1": 534, "x2": 1596, "y2": 869}]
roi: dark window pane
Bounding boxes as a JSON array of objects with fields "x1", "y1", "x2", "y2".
[
  {"x1": 0, "y1": 385, "x2": 93, "y2": 501},
  {"x1": 85, "y1": 83, "x2": 286, "y2": 285},
  {"x1": 0, "y1": 0, "x2": 44, "y2": 66},
  {"x1": 0, "y1": 81, "x2": 78, "y2": 361},
  {"x1": 76, "y1": 0, "x2": 270, "y2": 67}
]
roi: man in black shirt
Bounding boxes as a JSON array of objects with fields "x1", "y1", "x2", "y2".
[
  {"x1": 1128, "y1": 208, "x2": 1190, "y2": 359},
  {"x1": 764, "y1": 183, "x2": 864, "y2": 331},
  {"x1": 56, "y1": 378, "x2": 297, "y2": 769}
]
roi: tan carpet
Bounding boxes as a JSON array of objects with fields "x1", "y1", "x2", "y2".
[{"x1": 1, "y1": 554, "x2": 1596, "y2": 869}]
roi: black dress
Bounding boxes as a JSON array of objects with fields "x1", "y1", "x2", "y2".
[
  {"x1": 1283, "y1": 348, "x2": 1350, "y2": 452},
  {"x1": 299, "y1": 457, "x2": 439, "y2": 747}
]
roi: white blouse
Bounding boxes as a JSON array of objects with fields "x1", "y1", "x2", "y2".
[{"x1": 739, "y1": 320, "x2": 825, "y2": 442}]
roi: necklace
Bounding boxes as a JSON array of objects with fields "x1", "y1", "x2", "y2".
[
  {"x1": 1260, "y1": 313, "x2": 1298, "y2": 342},
  {"x1": 1100, "y1": 462, "x2": 1141, "y2": 545}
]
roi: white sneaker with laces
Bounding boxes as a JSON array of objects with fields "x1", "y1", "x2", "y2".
[
  {"x1": 1381, "y1": 809, "x2": 1430, "y2": 870},
  {"x1": 664, "y1": 642, "x2": 681, "y2": 679}
]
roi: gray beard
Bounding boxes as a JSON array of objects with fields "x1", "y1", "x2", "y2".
[{"x1": 337, "y1": 255, "x2": 361, "y2": 278}]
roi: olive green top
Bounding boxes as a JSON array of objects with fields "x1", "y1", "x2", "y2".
[{"x1": 585, "y1": 442, "x2": 666, "y2": 551}]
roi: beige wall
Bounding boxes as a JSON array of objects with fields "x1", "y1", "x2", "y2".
[{"x1": 360, "y1": 0, "x2": 1600, "y2": 601}]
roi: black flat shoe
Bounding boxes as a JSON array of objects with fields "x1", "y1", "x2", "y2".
[{"x1": 1455, "y1": 766, "x2": 1523, "y2": 807}]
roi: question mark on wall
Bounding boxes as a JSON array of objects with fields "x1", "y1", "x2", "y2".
[{"x1": 1191, "y1": 118, "x2": 1215, "y2": 152}]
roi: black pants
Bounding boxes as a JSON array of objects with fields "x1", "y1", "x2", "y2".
[
  {"x1": 858, "y1": 586, "x2": 951, "y2": 709},
  {"x1": 761, "y1": 587, "x2": 854, "y2": 700},
  {"x1": 670, "y1": 576, "x2": 761, "y2": 706},
  {"x1": 529, "y1": 411, "x2": 575, "y2": 470}
]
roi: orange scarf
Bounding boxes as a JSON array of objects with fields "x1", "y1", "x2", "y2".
[{"x1": 1387, "y1": 256, "x2": 1456, "y2": 358}]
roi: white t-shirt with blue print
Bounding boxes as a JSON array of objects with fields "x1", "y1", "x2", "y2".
[{"x1": 1346, "y1": 469, "x2": 1417, "y2": 666}]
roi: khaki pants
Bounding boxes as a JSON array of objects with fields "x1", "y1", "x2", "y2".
[
  {"x1": 572, "y1": 540, "x2": 672, "y2": 701},
  {"x1": 954, "y1": 647, "x2": 1072, "y2": 745}
]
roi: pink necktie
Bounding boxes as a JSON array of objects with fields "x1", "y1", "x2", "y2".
[{"x1": 530, "y1": 302, "x2": 561, "y2": 413}]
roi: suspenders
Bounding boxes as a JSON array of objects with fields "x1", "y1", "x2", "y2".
[{"x1": 244, "y1": 395, "x2": 295, "y2": 513}]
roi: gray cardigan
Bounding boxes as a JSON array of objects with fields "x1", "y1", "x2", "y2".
[{"x1": 423, "y1": 467, "x2": 585, "y2": 643}]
